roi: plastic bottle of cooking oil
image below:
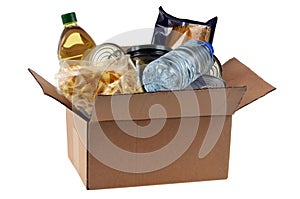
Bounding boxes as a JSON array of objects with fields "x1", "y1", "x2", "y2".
[{"x1": 58, "y1": 12, "x2": 96, "y2": 60}]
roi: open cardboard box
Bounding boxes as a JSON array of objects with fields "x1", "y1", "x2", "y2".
[{"x1": 29, "y1": 57, "x2": 275, "y2": 189}]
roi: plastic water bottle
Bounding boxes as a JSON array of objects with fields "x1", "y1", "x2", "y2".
[{"x1": 142, "y1": 40, "x2": 214, "y2": 92}]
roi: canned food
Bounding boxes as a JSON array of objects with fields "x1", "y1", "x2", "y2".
[
  {"x1": 83, "y1": 43, "x2": 125, "y2": 62},
  {"x1": 126, "y1": 44, "x2": 172, "y2": 65},
  {"x1": 126, "y1": 44, "x2": 172, "y2": 88},
  {"x1": 188, "y1": 74, "x2": 226, "y2": 89},
  {"x1": 207, "y1": 55, "x2": 222, "y2": 78}
]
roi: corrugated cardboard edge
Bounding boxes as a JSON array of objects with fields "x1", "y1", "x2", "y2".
[
  {"x1": 66, "y1": 109, "x2": 88, "y2": 187},
  {"x1": 222, "y1": 58, "x2": 276, "y2": 110}
]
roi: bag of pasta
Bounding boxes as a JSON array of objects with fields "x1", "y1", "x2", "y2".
[{"x1": 56, "y1": 55, "x2": 143, "y2": 118}]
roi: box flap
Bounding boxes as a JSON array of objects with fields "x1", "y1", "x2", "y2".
[
  {"x1": 222, "y1": 58, "x2": 276, "y2": 110},
  {"x1": 28, "y1": 68, "x2": 89, "y2": 120},
  {"x1": 29, "y1": 57, "x2": 274, "y2": 121},
  {"x1": 92, "y1": 87, "x2": 246, "y2": 121}
]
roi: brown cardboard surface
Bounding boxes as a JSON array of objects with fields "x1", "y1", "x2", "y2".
[
  {"x1": 86, "y1": 116, "x2": 232, "y2": 189},
  {"x1": 28, "y1": 68, "x2": 89, "y2": 120},
  {"x1": 92, "y1": 87, "x2": 246, "y2": 121},
  {"x1": 66, "y1": 109, "x2": 87, "y2": 186},
  {"x1": 65, "y1": 107, "x2": 234, "y2": 189},
  {"x1": 222, "y1": 58, "x2": 276, "y2": 110},
  {"x1": 28, "y1": 68, "x2": 72, "y2": 110}
]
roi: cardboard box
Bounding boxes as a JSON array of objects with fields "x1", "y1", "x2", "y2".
[{"x1": 29, "y1": 58, "x2": 275, "y2": 189}]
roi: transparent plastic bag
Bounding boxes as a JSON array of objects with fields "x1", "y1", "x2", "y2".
[{"x1": 56, "y1": 55, "x2": 143, "y2": 118}]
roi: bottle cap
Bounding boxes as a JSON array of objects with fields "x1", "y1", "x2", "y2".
[
  {"x1": 61, "y1": 12, "x2": 77, "y2": 24},
  {"x1": 204, "y1": 42, "x2": 214, "y2": 57}
]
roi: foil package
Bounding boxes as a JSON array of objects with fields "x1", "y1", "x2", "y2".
[{"x1": 152, "y1": 6, "x2": 218, "y2": 49}]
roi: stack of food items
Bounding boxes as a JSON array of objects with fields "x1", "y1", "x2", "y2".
[{"x1": 56, "y1": 7, "x2": 226, "y2": 118}]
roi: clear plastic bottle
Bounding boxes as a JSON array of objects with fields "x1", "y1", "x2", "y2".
[
  {"x1": 142, "y1": 40, "x2": 214, "y2": 92},
  {"x1": 58, "y1": 12, "x2": 96, "y2": 60}
]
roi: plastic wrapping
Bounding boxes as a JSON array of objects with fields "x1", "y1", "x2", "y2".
[
  {"x1": 151, "y1": 6, "x2": 217, "y2": 49},
  {"x1": 56, "y1": 55, "x2": 143, "y2": 118}
]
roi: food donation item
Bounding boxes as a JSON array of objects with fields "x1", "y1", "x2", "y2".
[
  {"x1": 208, "y1": 55, "x2": 222, "y2": 78},
  {"x1": 83, "y1": 43, "x2": 125, "y2": 63},
  {"x1": 126, "y1": 44, "x2": 172, "y2": 86},
  {"x1": 126, "y1": 44, "x2": 172, "y2": 65},
  {"x1": 58, "y1": 12, "x2": 96, "y2": 60},
  {"x1": 151, "y1": 6, "x2": 217, "y2": 49},
  {"x1": 57, "y1": 64, "x2": 101, "y2": 116},
  {"x1": 56, "y1": 55, "x2": 143, "y2": 118},
  {"x1": 142, "y1": 40, "x2": 214, "y2": 92},
  {"x1": 188, "y1": 75, "x2": 226, "y2": 90}
]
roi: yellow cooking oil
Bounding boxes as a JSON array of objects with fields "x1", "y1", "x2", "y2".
[{"x1": 58, "y1": 12, "x2": 96, "y2": 60}]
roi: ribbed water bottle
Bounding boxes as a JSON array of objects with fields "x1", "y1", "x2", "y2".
[{"x1": 142, "y1": 40, "x2": 214, "y2": 91}]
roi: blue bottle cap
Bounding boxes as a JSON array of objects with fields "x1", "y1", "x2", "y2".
[{"x1": 204, "y1": 42, "x2": 214, "y2": 57}]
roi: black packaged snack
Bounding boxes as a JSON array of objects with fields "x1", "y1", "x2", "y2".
[{"x1": 151, "y1": 6, "x2": 218, "y2": 49}]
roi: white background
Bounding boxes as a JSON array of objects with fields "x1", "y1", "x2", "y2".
[{"x1": 1, "y1": 0, "x2": 299, "y2": 198}]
